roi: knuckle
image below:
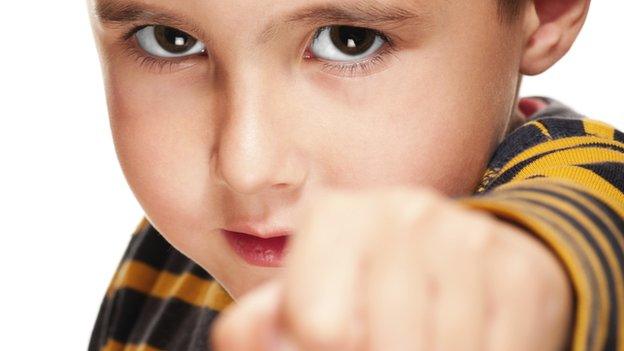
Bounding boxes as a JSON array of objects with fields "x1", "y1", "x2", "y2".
[
  {"x1": 393, "y1": 189, "x2": 445, "y2": 230},
  {"x1": 398, "y1": 187, "x2": 444, "y2": 214},
  {"x1": 445, "y1": 210, "x2": 498, "y2": 255},
  {"x1": 287, "y1": 309, "x2": 350, "y2": 350},
  {"x1": 282, "y1": 290, "x2": 354, "y2": 350},
  {"x1": 398, "y1": 185, "x2": 442, "y2": 199},
  {"x1": 465, "y1": 218, "x2": 498, "y2": 254}
]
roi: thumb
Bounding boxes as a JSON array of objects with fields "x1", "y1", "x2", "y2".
[{"x1": 211, "y1": 280, "x2": 287, "y2": 351}]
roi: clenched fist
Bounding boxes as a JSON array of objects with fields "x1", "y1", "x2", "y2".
[{"x1": 212, "y1": 187, "x2": 573, "y2": 351}]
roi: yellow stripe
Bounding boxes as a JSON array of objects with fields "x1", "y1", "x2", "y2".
[
  {"x1": 462, "y1": 176, "x2": 624, "y2": 350},
  {"x1": 527, "y1": 120, "x2": 552, "y2": 138},
  {"x1": 583, "y1": 120, "x2": 615, "y2": 140},
  {"x1": 499, "y1": 135, "x2": 624, "y2": 174},
  {"x1": 495, "y1": 190, "x2": 612, "y2": 351},
  {"x1": 547, "y1": 183, "x2": 624, "y2": 351},
  {"x1": 510, "y1": 184, "x2": 624, "y2": 350},
  {"x1": 515, "y1": 166, "x2": 624, "y2": 216},
  {"x1": 132, "y1": 217, "x2": 150, "y2": 236},
  {"x1": 546, "y1": 177, "x2": 624, "y2": 258},
  {"x1": 511, "y1": 147, "x2": 624, "y2": 184},
  {"x1": 475, "y1": 168, "x2": 499, "y2": 193},
  {"x1": 549, "y1": 183, "x2": 624, "y2": 265},
  {"x1": 459, "y1": 196, "x2": 593, "y2": 351},
  {"x1": 101, "y1": 338, "x2": 162, "y2": 351},
  {"x1": 106, "y1": 259, "x2": 233, "y2": 311}
]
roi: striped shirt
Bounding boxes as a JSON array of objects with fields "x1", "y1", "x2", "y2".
[{"x1": 89, "y1": 97, "x2": 624, "y2": 351}]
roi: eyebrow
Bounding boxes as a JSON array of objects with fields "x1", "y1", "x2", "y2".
[
  {"x1": 262, "y1": 2, "x2": 421, "y2": 42},
  {"x1": 93, "y1": 0, "x2": 422, "y2": 42},
  {"x1": 93, "y1": 1, "x2": 205, "y2": 35}
]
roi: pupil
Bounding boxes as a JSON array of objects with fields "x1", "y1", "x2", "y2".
[
  {"x1": 154, "y1": 26, "x2": 197, "y2": 54},
  {"x1": 329, "y1": 26, "x2": 376, "y2": 56}
]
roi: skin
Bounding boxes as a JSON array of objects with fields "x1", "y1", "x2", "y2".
[{"x1": 89, "y1": 0, "x2": 590, "y2": 349}]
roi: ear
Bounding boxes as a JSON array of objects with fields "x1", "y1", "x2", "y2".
[{"x1": 520, "y1": 0, "x2": 591, "y2": 76}]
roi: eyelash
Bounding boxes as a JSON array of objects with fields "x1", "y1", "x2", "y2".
[
  {"x1": 120, "y1": 25, "x2": 204, "y2": 74},
  {"x1": 120, "y1": 24, "x2": 397, "y2": 76},
  {"x1": 310, "y1": 30, "x2": 397, "y2": 78}
]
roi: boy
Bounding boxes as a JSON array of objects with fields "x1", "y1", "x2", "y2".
[{"x1": 88, "y1": 0, "x2": 622, "y2": 350}]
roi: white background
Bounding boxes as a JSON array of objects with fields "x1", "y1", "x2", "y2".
[{"x1": 0, "y1": 1, "x2": 622, "y2": 349}]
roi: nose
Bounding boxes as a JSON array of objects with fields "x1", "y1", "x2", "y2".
[{"x1": 211, "y1": 65, "x2": 307, "y2": 195}]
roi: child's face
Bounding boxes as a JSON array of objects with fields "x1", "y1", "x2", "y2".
[{"x1": 90, "y1": 0, "x2": 528, "y2": 297}]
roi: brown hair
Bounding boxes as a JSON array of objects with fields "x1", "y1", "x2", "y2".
[{"x1": 498, "y1": 0, "x2": 526, "y2": 21}]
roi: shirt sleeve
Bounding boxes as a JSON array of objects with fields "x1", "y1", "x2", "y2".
[{"x1": 459, "y1": 115, "x2": 624, "y2": 351}]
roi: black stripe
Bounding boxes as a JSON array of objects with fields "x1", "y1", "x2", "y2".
[
  {"x1": 497, "y1": 199, "x2": 599, "y2": 350},
  {"x1": 487, "y1": 143, "x2": 624, "y2": 190},
  {"x1": 579, "y1": 162, "x2": 624, "y2": 196},
  {"x1": 614, "y1": 129, "x2": 624, "y2": 145},
  {"x1": 93, "y1": 287, "x2": 221, "y2": 350},
  {"x1": 89, "y1": 294, "x2": 113, "y2": 351},
  {"x1": 557, "y1": 182, "x2": 624, "y2": 236},
  {"x1": 503, "y1": 186, "x2": 623, "y2": 351},
  {"x1": 539, "y1": 117, "x2": 586, "y2": 138},
  {"x1": 504, "y1": 186, "x2": 624, "y2": 280},
  {"x1": 488, "y1": 123, "x2": 550, "y2": 169},
  {"x1": 504, "y1": 195, "x2": 617, "y2": 349},
  {"x1": 124, "y1": 224, "x2": 213, "y2": 280}
]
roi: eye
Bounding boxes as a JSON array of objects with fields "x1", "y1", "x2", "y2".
[
  {"x1": 135, "y1": 25, "x2": 206, "y2": 58},
  {"x1": 308, "y1": 25, "x2": 387, "y2": 62}
]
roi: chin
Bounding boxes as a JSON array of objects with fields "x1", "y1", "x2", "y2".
[{"x1": 219, "y1": 261, "x2": 285, "y2": 300}]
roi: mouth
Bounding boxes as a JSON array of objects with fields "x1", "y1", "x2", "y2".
[{"x1": 221, "y1": 229, "x2": 291, "y2": 267}]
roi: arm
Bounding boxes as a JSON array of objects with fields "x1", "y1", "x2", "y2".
[{"x1": 460, "y1": 106, "x2": 624, "y2": 351}]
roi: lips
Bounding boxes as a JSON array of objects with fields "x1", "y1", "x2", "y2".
[{"x1": 222, "y1": 228, "x2": 291, "y2": 267}]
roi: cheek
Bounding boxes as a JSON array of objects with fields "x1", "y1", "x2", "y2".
[
  {"x1": 295, "y1": 3, "x2": 522, "y2": 194},
  {"x1": 385, "y1": 30, "x2": 520, "y2": 194},
  {"x1": 105, "y1": 69, "x2": 220, "y2": 251},
  {"x1": 302, "y1": 46, "x2": 518, "y2": 195}
]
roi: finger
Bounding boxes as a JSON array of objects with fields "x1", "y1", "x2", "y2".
[
  {"x1": 211, "y1": 280, "x2": 282, "y2": 351},
  {"x1": 365, "y1": 188, "x2": 444, "y2": 351},
  {"x1": 426, "y1": 212, "x2": 489, "y2": 351},
  {"x1": 366, "y1": 227, "x2": 430, "y2": 351},
  {"x1": 282, "y1": 190, "x2": 374, "y2": 351}
]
